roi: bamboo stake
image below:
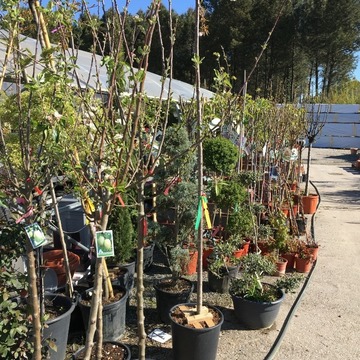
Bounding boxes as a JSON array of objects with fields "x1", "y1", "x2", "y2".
[{"x1": 49, "y1": 179, "x2": 73, "y2": 297}]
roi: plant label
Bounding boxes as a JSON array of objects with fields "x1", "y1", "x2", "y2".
[
  {"x1": 25, "y1": 223, "x2": 48, "y2": 249},
  {"x1": 95, "y1": 230, "x2": 115, "y2": 258}
]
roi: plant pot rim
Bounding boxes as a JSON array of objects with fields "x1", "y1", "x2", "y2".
[
  {"x1": 169, "y1": 302, "x2": 224, "y2": 330},
  {"x1": 154, "y1": 277, "x2": 194, "y2": 292},
  {"x1": 45, "y1": 293, "x2": 77, "y2": 326}
]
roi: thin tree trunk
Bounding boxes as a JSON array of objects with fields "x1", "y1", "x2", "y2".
[
  {"x1": 304, "y1": 143, "x2": 312, "y2": 196},
  {"x1": 137, "y1": 179, "x2": 146, "y2": 359},
  {"x1": 96, "y1": 266, "x2": 103, "y2": 359},
  {"x1": 26, "y1": 241, "x2": 42, "y2": 360},
  {"x1": 83, "y1": 258, "x2": 103, "y2": 360},
  {"x1": 195, "y1": 0, "x2": 203, "y2": 314}
]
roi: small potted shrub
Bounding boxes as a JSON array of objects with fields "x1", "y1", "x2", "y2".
[
  {"x1": 207, "y1": 239, "x2": 240, "y2": 293},
  {"x1": 229, "y1": 253, "x2": 303, "y2": 329}
]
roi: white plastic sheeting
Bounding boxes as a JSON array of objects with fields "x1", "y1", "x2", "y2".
[
  {"x1": 306, "y1": 104, "x2": 360, "y2": 149},
  {"x1": 0, "y1": 29, "x2": 213, "y2": 101}
]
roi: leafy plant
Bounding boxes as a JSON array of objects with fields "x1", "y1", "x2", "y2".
[
  {"x1": 211, "y1": 177, "x2": 248, "y2": 210},
  {"x1": 169, "y1": 245, "x2": 191, "y2": 280},
  {"x1": 227, "y1": 206, "x2": 255, "y2": 239},
  {"x1": 0, "y1": 225, "x2": 33, "y2": 359},
  {"x1": 230, "y1": 253, "x2": 302, "y2": 302},
  {"x1": 269, "y1": 211, "x2": 289, "y2": 253},
  {"x1": 203, "y1": 136, "x2": 239, "y2": 176},
  {"x1": 207, "y1": 239, "x2": 239, "y2": 278}
]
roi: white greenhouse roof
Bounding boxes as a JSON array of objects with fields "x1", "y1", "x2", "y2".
[{"x1": 0, "y1": 29, "x2": 213, "y2": 101}]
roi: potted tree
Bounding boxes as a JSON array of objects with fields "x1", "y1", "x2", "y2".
[{"x1": 301, "y1": 104, "x2": 329, "y2": 214}]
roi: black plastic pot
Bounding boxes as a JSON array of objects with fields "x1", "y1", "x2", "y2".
[
  {"x1": 170, "y1": 303, "x2": 223, "y2": 360},
  {"x1": 208, "y1": 265, "x2": 238, "y2": 294},
  {"x1": 78, "y1": 284, "x2": 128, "y2": 341},
  {"x1": 72, "y1": 341, "x2": 131, "y2": 359},
  {"x1": 230, "y1": 285, "x2": 285, "y2": 329},
  {"x1": 143, "y1": 243, "x2": 155, "y2": 271},
  {"x1": 109, "y1": 266, "x2": 130, "y2": 290},
  {"x1": 119, "y1": 259, "x2": 136, "y2": 291},
  {"x1": 43, "y1": 294, "x2": 76, "y2": 360},
  {"x1": 154, "y1": 277, "x2": 194, "y2": 324}
]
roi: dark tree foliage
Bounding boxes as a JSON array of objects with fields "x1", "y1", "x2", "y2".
[{"x1": 5, "y1": 1, "x2": 360, "y2": 102}]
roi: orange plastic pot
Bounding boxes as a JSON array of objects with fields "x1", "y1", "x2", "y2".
[
  {"x1": 301, "y1": 194, "x2": 319, "y2": 215},
  {"x1": 184, "y1": 250, "x2": 198, "y2": 275},
  {"x1": 295, "y1": 255, "x2": 313, "y2": 273},
  {"x1": 43, "y1": 250, "x2": 80, "y2": 287}
]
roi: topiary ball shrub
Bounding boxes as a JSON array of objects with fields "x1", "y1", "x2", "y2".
[{"x1": 203, "y1": 136, "x2": 239, "y2": 176}]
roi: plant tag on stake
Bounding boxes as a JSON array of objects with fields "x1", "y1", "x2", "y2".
[
  {"x1": 95, "y1": 230, "x2": 115, "y2": 258},
  {"x1": 25, "y1": 223, "x2": 48, "y2": 249}
]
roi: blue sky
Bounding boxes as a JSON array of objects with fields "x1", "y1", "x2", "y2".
[
  {"x1": 353, "y1": 54, "x2": 360, "y2": 80},
  {"x1": 94, "y1": 1, "x2": 194, "y2": 14}
]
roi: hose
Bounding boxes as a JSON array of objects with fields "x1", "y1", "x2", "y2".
[{"x1": 264, "y1": 180, "x2": 320, "y2": 360}]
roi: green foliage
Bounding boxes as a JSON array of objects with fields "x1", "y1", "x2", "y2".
[
  {"x1": 203, "y1": 136, "x2": 239, "y2": 176},
  {"x1": 0, "y1": 225, "x2": 33, "y2": 359},
  {"x1": 229, "y1": 253, "x2": 303, "y2": 302},
  {"x1": 227, "y1": 206, "x2": 255, "y2": 239},
  {"x1": 107, "y1": 204, "x2": 136, "y2": 265},
  {"x1": 155, "y1": 180, "x2": 198, "y2": 246},
  {"x1": 207, "y1": 239, "x2": 238, "y2": 279},
  {"x1": 274, "y1": 273, "x2": 304, "y2": 294},
  {"x1": 211, "y1": 177, "x2": 247, "y2": 210},
  {"x1": 169, "y1": 245, "x2": 190, "y2": 280},
  {"x1": 269, "y1": 211, "x2": 290, "y2": 253}
]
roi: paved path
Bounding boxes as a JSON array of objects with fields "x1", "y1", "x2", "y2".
[{"x1": 275, "y1": 148, "x2": 360, "y2": 359}]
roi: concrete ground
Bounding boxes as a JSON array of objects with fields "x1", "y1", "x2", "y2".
[{"x1": 274, "y1": 147, "x2": 360, "y2": 360}]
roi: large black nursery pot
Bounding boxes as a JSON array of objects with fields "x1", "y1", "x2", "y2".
[
  {"x1": 78, "y1": 284, "x2": 128, "y2": 341},
  {"x1": 154, "y1": 277, "x2": 194, "y2": 324},
  {"x1": 43, "y1": 293, "x2": 76, "y2": 360},
  {"x1": 169, "y1": 303, "x2": 224, "y2": 360},
  {"x1": 72, "y1": 341, "x2": 131, "y2": 359},
  {"x1": 230, "y1": 285, "x2": 285, "y2": 330},
  {"x1": 207, "y1": 265, "x2": 239, "y2": 294}
]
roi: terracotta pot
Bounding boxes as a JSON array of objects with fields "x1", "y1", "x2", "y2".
[
  {"x1": 281, "y1": 206, "x2": 290, "y2": 217},
  {"x1": 301, "y1": 194, "x2": 319, "y2": 215},
  {"x1": 295, "y1": 255, "x2": 313, "y2": 273},
  {"x1": 257, "y1": 241, "x2": 271, "y2": 255},
  {"x1": 184, "y1": 250, "x2": 198, "y2": 275},
  {"x1": 233, "y1": 248, "x2": 246, "y2": 258},
  {"x1": 307, "y1": 245, "x2": 319, "y2": 261},
  {"x1": 242, "y1": 240, "x2": 250, "y2": 255},
  {"x1": 275, "y1": 257, "x2": 288, "y2": 276},
  {"x1": 281, "y1": 252, "x2": 296, "y2": 271}
]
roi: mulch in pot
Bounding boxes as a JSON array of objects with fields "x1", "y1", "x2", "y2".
[{"x1": 74, "y1": 342, "x2": 128, "y2": 359}]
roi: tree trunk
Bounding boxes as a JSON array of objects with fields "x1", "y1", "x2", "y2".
[
  {"x1": 195, "y1": 0, "x2": 203, "y2": 314},
  {"x1": 26, "y1": 241, "x2": 42, "y2": 360},
  {"x1": 137, "y1": 179, "x2": 146, "y2": 359},
  {"x1": 83, "y1": 258, "x2": 103, "y2": 360},
  {"x1": 304, "y1": 143, "x2": 312, "y2": 196}
]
